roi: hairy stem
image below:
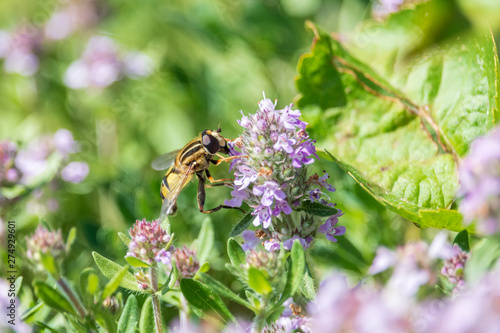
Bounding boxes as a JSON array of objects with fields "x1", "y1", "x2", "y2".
[
  {"x1": 57, "y1": 277, "x2": 86, "y2": 318},
  {"x1": 150, "y1": 266, "x2": 163, "y2": 333}
]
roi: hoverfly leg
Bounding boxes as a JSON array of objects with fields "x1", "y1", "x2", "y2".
[
  {"x1": 205, "y1": 169, "x2": 233, "y2": 185},
  {"x1": 196, "y1": 174, "x2": 245, "y2": 214},
  {"x1": 212, "y1": 155, "x2": 247, "y2": 166}
]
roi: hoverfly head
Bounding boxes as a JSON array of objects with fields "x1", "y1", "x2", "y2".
[{"x1": 202, "y1": 130, "x2": 220, "y2": 155}]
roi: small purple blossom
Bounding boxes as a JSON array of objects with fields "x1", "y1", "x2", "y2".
[
  {"x1": 242, "y1": 230, "x2": 260, "y2": 251},
  {"x1": 318, "y1": 212, "x2": 346, "y2": 242},
  {"x1": 264, "y1": 238, "x2": 280, "y2": 252}
]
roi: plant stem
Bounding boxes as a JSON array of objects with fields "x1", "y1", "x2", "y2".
[
  {"x1": 150, "y1": 266, "x2": 163, "y2": 333},
  {"x1": 57, "y1": 277, "x2": 86, "y2": 318},
  {"x1": 252, "y1": 297, "x2": 268, "y2": 332},
  {"x1": 180, "y1": 294, "x2": 189, "y2": 331}
]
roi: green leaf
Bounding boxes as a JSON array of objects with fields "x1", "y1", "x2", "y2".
[
  {"x1": 139, "y1": 296, "x2": 155, "y2": 333},
  {"x1": 101, "y1": 264, "x2": 130, "y2": 302},
  {"x1": 168, "y1": 261, "x2": 179, "y2": 290},
  {"x1": 295, "y1": 22, "x2": 346, "y2": 109},
  {"x1": 35, "y1": 322, "x2": 60, "y2": 333},
  {"x1": 198, "y1": 272, "x2": 254, "y2": 310},
  {"x1": 180, "y1": 278, "x2": 235, "y2": 324},
  {"x1": 296, "y1": 23, "x2": 500, "y2": 231},
  {"x1": 194, "y1": 217, "x2": 214, "y2": 264},
  {"x1": 118, "y1": 295, "x2": 139, "y2": 333},
  {"x1": 66, "y1": 227, "x2": 77, "y2": 253},
  {"x1": 198, "y1": 262, "x2": 210, "y2": 274},
  {"x1": 247, "y1": 268, "x2": 272, "y2": 296},
  {"x1": 227, "y1": 238, "x2": 246, "y2": 268},
  {"x1": 34, "y1": 281, "x2": 77, "y2": 316},
  {"x1": 283, "y1": 240, "x2": 305, "y2": 297},
  {"x1": 92, "y1": 252, "x2": 141, "y2": 292},
  {"x1": 118, "y1": 232, "x2": 131, "y2": 247},
  {"x1": 40, "y1": 252, "x2": 60, "y2": 278},
  {"x1": 300, "y1": 264, "x2": 316, "y2": 301},
  {"x1": 296, "y1": 200, "x2": 339, "y2": 216},
  {"x1": 453, "y1": 230, "x2": 470, "y2": 252},
  {"x1": 125, "y1": 256, "x2": 150, "y2": 268},
  {"x1": 230, "y1": 213, "x2": 253, "y2": 237},
  {"x1": 96, "y1": 308, "x2": 117, "y2": 333},
  {"x1": 21, "y1": 302, "x2": 44, "y2": 322},
  {"x1": 80, "y1": 268, "x2": 99, "y2": 307},
  {"x1": 465, "y1": 239, "x2": 500, "y2": 284}
]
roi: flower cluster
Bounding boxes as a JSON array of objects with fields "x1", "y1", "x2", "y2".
[
  {"x1": 227, "y1": 95, "x2": 345, "y2": 250},
  {"x1": 126, "y1": 219, "x2": 174, "y2": 265},
  {"x1": 170, "y1": 245, "x2": 200, "y2": 279},
  {"x1": 64, "y1": 36, "x2": 153, "y2": 89},
  {"x1": 441, "y1": 244, "x2": 469, "y2": 294},
  {"x1": 243, "y1": 248, "x2": 284, "y2": 286},
  {"x1": 44, "y1": 0, "x2": 98, "y2": 41},
  {"x1": 369, "y1": 232, "x2": 457, "y2": 296},
  {"x1": 459, "y1": 126, "x2": 500, "y2": 235},
  {"x1": 1, "y1": 129, "x2": 89, "y2": 210},
  {"x1": 0, "y1": 26, "x2": 42, "y2": 76},
  {"x1": 26, "y1": 225, "x2": 66, "y2": 271}
]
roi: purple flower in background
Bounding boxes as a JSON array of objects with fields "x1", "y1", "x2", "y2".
[
  {"x1": 44, "y1": 0, "x2": 97, "y2": 41},
  {"x1": 61, "y1": 161, "x2": 89, "y2": 183},
  {"x1": 372, "y1": 0, "x2": 405, "y2": 19},
  {"x1": 64, "y1": 35, "x2": 153, "y2": 90},
  {"x1": 228, "y1": 94, "x2": 345, "y2": 251},
  {"x1": 0, "y1": 26, "x2": 41, "y2": 76},
  {"x1": 459, "y1": 126, "x2": 500, "y2": 235}
]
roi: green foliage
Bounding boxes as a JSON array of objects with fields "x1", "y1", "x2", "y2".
[
  {"x1": 193, "y1": 217, "x2": 214, "y2": 265},
  {"x1": 92, "y1": 252, "x2": 141, "y2": 292},
  {"x1": 296, "y1": 200, "x2": 339, "y2": 216},
  {"x1": 453, "y1": 230, "x2": 470, "y2": 252},
  {"x1": 180, "y1": 278, "x2": 236, "y2": 325},
  {"x1": 139, "y1": 297, "x2": 156, "y2": 333},
  {"x1": 118, "y1": 295, "x2": 139, "y2": 333},
  {"x1": 296, "y1": 22, "x2": 500, "y2": 231},
  {"x1": 34, "y1": 281, "x2": 78, "y2": 317},
  {"x1": 230, "y1": 213, "x2": 254, "y2": 237}
]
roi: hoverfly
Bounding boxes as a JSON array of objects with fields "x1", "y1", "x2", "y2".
[{"x1": 152, "y1": 127, "x2": 244, "y2": 218}]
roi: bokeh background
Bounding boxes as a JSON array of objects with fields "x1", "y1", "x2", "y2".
[{"x1": 1, "y1": 0, "x2": 499, "y2": 327}]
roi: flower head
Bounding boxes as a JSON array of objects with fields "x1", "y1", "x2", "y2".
[
  {"x1": 26, "y1": 225, "x2": 66, "y2": 271},
  {"x1": 459, "y1": 126, "x2": 500, "y2": 235},
  {"x1": 171, "y1": 245, "x2": 200, "y2": 279},
  {"x1": 126, "y1": 219, "x2": 173, "y2": 265},
  {"x1": 441, "y1": 244, "x2": 469, "y2": 294},
  {"x1": 228, "y1": 94, "x2": 345, "y2": 250}
]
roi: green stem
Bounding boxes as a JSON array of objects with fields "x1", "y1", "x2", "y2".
[
  {"x1": 57, "y1": 277, "x2": 86, "y2": 318},
  {"x1": 150, "y1": 266, "x2": 163, "y2": 333},
  {"x1": 180, "y1": 294, "x2": 189, "y2": 331},
  {"x1": 252, "y1": 297, "x2": 269, "y2": 332}
]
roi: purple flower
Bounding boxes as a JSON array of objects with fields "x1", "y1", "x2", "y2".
[
  {"x1": 53, "y1": 129, "x2": 76, "y2": 157},
  {"x1": 227, "y1": 94, "x2": 344, "y2": 250},
  {"x1": 283, "y1": 236, "x2": 310, "y2": 250},
  {"x1": 44, "y1": 0, "x2": 97, "y2": 40},
  {"x1": 253, "y1": 181, "x2": 286, "y2": 206},
  {"x1": 155, "y1": 249, "x2": 172, "y2": 265},
  {"x1": 126, "y1": 219, "x2": 173, "y2": 265},
  {"x1": 458, "y1": 126, "x2": 500, "y2": 235},
  {"x1": 318, "y1": 212, "x2": 346, "y2": 242},
  {"x1": 290, "y1": 140, "x2": 318, "y2": 168},
  {"x1": 441, "y1": 244, "x2": 469, "y2": 293},
  {"x1": 64, "y1": 35, "x2": 154, "y2": 90},
  {"x1": 242, "y1": 230, "x2": 260, "y2": 251},
  {"x1": 0, "y1": 26, "x2": 41, "y2": 76},
  {"x1": 264, "y1": 238, "x2": 280, "y2": 252},
  {"x1": 61, "y1": 161, "x2": 89, "y2": 183}
]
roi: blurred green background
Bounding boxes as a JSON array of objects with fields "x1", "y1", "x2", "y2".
[{"x1": 1, "y1": 0, "x2": 499, "y2": 326}]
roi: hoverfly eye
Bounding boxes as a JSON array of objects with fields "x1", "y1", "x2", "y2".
[{"x1": 202, "y1": 134, "x2": 220, "y2": 154}]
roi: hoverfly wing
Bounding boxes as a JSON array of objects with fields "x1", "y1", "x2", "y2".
[
  {"x1": 151, "y1": 150, "x2": 181, "y2": 171},
  {"x1": 159, "y1": 163, "x2": 195, "y2": 218}
]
